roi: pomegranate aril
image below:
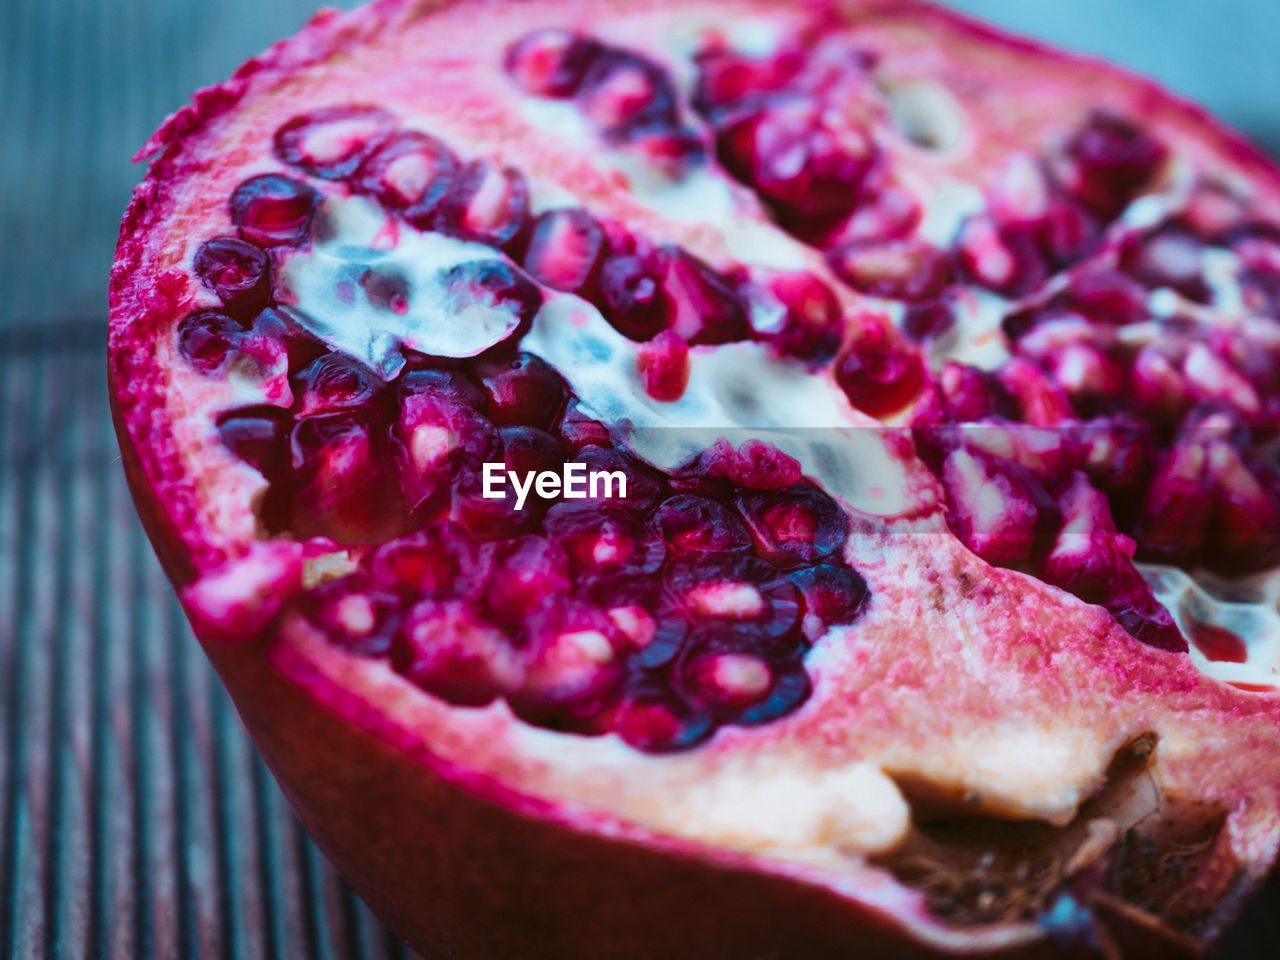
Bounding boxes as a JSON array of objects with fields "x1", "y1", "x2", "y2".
[
  {"x1": 292, "y1": 352, "x2": 382, "y2": 415},
  {"x1": 369, "y1": 525, "x2": 484, "y2": 598},
  {"x1": 521, "y1": 208, "x2": 606, "y2": 294},
  {"x1": 305, "y1": 579, "x2": 401, "y2": 658},
  {"x1": 661, "y1": 249, "x2": 749, "y2": 346},
  {"x1": 652, "y1": 494, "x2": 752, "y2": 555},
  {"x1": 500, "y1": 425, "x2": 564, "y2": 478},
  {"x1": 251, "y1": 306, "x2": 325, "y2": 372},
  {"x1": 636, "y1": 330, "x2": 690, "y2": 402},
  {"x1": 902, "y1": 299, "x2": 955, "y2": 342},
  {"x1": 1035, "y1": 193, "x2": 1101, "y2": 269},
  {"x1": 757, "y1": 272, "x2": 844, "y2": 364},
  {"x1": 357, "y1": 130, "x2": 457, "y2": 219},
  {"x1": 1058, "y1": 269, "x2": 1149, "y2": 327},
  {"x1": 193, "y1": 236, "x2": 271, "y2": 314},
  {"x1": 730, "y1": 658, "x2": 810, "y2": 727},
  {"x1": 828, "y1": 238, "x2": 953, "y2": 303},
  {"x1": 217, "y1": 407, "x2": 290, "y2": 478},
  {"x1": 613, "y1": 684, "x2": 714, "y2": 753},
  {"x1": 576, "y1": 51, "x2": 678, "y2": 136},
  {"x1": 996, "y1": 357, "x2": 1075, "y2": 427},
  {"x1": 834, "y1": 327, "x2": 924, "y2": 418},
  {"x1": 1078, "y1": 414, "x2": 1154, "y2": 496},
  {"x1": 692, "y1": 46, "x2": 803, "y2": 118},
  {"x1": 736, "y1": 484, "x2": 848, "y2": 566},
  {"x1": 393, "y1": 599, "x2": 524, "y2": 707},
  {"x1": 478, "y1": 352, "x2": 568, "y2": 428},
  {"x1": 1134, "y1": 439, "x2": 1212, "y2": 566},
  {"x1": 953, "y1": 217, "x2": 1047, "y2": 298},
  {"x1": 1205, "y1": 442, "x2": 1280, "y2": 573},
  {"x1": 598, "y1": 253, "x2": 671, "y2": 341},
  {"x1": 719, "y1": 99, "x2": 873, "y2": 227},
  {"x1": 398, "y1": 366, "x2": 487, "y2": 410},
  {"x1": 1065, "y1": 112, "x2": 1167, "y2": 219},
  {"x1": 482, "y1": 535, "x2": 571, "y2": 626},
  {"x1": 177, "y1": 310, "x2": 245, "y2": 373},
  {"x1": 273, "y1": 104, "x2": 394, "y2": 180},
  {"x1": 666, "y1": 556, "x2": 801, "y2": 642},
  {"x1": 941, "y1": 448, "x2": 1057, "y2": 566},
  {"x1": 566, "y1": 445, "x2": 667, "y2": 511},
  {"x1": 451, "y1": 467, "x2": 538, "y2": 540},
  {"x1": 680, "y1": 651, "x2": 775, "y2": 712},
  {"x1": 558, "y1": 403, "x2": 611, "y2": 452},
  {"x1": 701, "y1": 438, "x2": 803, "y2": 492},
  {"x1": 230, "y1": 174, "x2": 319, "y2": 247},
  {"x1": 435, "y1": 161, "x2": 530, "y2": 248},
  {"x1": 512, "y1": 602, "x2": 625, "y2": 730},
  {"x1": 287, "y1": 413, "x2": 404, "y2": 544},
  {"x1": 787, "y1": 564, "x2": 868, "y2": 640},
  {"x1": 505, "y1": 29, "x2": 602, "y2": 98},
  {"x1": 545, "y1": 503, "x2": 665, "y2": 576}
]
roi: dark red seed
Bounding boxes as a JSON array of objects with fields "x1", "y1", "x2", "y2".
[
  {"x1": 521, "y1": 208, "x2": 606, "y2": 294},
  {"x1": 478, "y1": 353, "x2": 568, "y2": 428},
  {"x1": 545, "y1": 502, "x2": 666, "y2": 576},
  {"x1": 662, "y1": 248, "x2": 750, "y2": 346},
  {"x1": 1065, "y1": 112, "x2": 1167, "y2": 220},
  {"x1": 177, "y1": 310, "x2": 245, "y2": 373},
  {"x1": 576, "y1": 52, "x2": 678, "y2": 135},
  {"x1": 719, "y1": 99, "x2": 873, "y2": 227},
  {"x1": 482, "y1": 535, "x2": 571, "y2": 626},
  {"x1": 757, "y1": 272, "x2": 844, "y2": 365},
  {"x1": 558, "y1": 402, "x2": 612, "y2": 453},
  {"x1": 902, "y1": 299, "x2": 954, "y2": 342},
  {"x1": 834, "y1": 328, "x2": 925, "y2": 418},
  {"x1": 1120, "y1": 227, "x2": 1212, "y2": 303},
  {"x1": 636, "y1": 330, "x2": 690, "y2": 402},
  {"x1": 692, "y1": 47, "x2": 803, "y2": 117},
  {"x1": 305, "y1": 579, "x2": 401, "y2": 658},
  {"x1": 393, "y1": 599, "x2": 524, "y2": 706},
  {"x1": 598, "y1": 253, "x2": 672, "y2": 341},
  {"x1": 193, "y1": 236, "x2": 271, "y2": 314},
  {"x1": 665, "y1": 555, "x2": 801, "y2": 642},
  {"x1": 613, "y1": 683, "x2": 714, "y2": 753},
  {"x1": 435, "y1": 161, "x2": 530, "y2": 248},
  {"x1": 651, "y1": 494, "x2": 752, "y2": 555},
  {"x1": 292, "y1": 352, "x2": 381, "y2": 415},
  {"x1": 511, "y1": 601, "x2": 625, "y2": 730},
  {"x1": 500, "y1": 425, "x2": 564, "y2": 479},
  {"x1": 369, "y1": 525, "x2": 485, "y2": 598},
  {"x1": 357, "y1": 130, "x2": 457, "y2": 218},
  {"x1": 787, "y1": 564, "x2": 868, "y2": 640},
  {"x1": 250, "y1": 306, "x2": 326, "y2": 373},
  {"x1": 567, "y1": 445, "x2": 668, "y2": 511},
  {"x1": 230, "y1": 174, "x2": 319, "y2": 247},
  {"x1": 288, "y1": 413, "x2": 405, "y2": 544},
  {"x1": 736, "y1": 484, "x2": 849, "y2": 567},
  {"x1": 216, "y1": 407, "x2": 290, "y2": 478},
  {"x1": 273, "y1": 104, "x2": 394, "y2": 180},
  {"x1": 828, "y1": 238, "x2": 953, "y2": 302},
  {"x1": 953, "y1": 218, "x2": 1047, "y2": 299},
  {"x1": 504, "y1": 28, "x2": 602, "y2": 98}
]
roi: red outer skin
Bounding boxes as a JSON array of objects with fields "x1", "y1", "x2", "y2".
[{"x1": 109, "y1": 1, "x2": 1280, "y2": 957}]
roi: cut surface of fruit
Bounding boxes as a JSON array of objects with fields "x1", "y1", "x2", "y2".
[{"x1": 111, "y1": 1, "x2": 1280, "y2": 957}]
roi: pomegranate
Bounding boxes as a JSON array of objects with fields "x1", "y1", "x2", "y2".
[{"x1": 111, "y1": 1, "x2": 1280, "y2": 957}]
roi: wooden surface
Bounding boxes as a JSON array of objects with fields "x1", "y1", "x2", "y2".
[{"x1": 1, "y1": 0, "x2": 1279, "y2": 956}]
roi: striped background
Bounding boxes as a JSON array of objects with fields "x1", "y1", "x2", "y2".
[{"x1": 1, "y1": 0, "x2": 1278, "y2": 956}]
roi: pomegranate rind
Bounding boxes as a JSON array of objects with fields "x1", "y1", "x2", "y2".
[{"x1": 110, "y1": 0, "x2": 1280, "y2": 957}]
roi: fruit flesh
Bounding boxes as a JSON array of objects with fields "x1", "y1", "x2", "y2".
[{"x1": 110, "y1": 0, "x2": 1280, "y2": 956}]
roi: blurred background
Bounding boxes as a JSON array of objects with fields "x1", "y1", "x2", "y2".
[{"x1": 1, "y1": 1, "x2": 1278, "y2": 957}]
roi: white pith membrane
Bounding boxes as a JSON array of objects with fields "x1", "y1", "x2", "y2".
[{"x1": 116, "y1": 0, "x2": 1280, "y2": 950}]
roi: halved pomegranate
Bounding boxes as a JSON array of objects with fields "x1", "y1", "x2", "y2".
[{"x1": 113, "y1": 1, "x2": 1280, "y2": 957}]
